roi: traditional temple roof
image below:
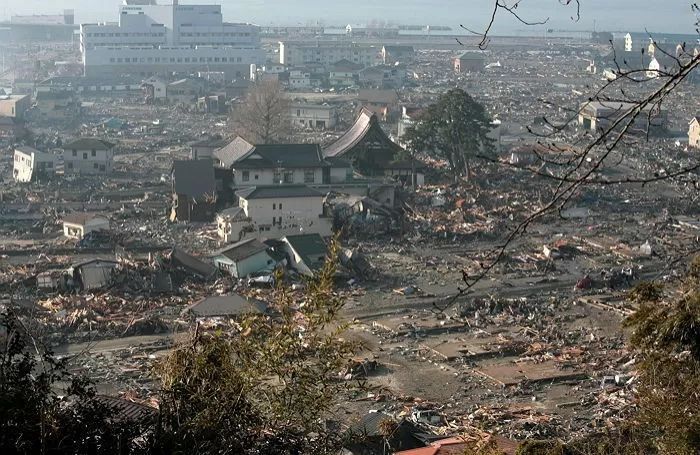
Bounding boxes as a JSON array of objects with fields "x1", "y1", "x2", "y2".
[{"x1": 323, "y1": 107, "x2": 403, "y2": 159}]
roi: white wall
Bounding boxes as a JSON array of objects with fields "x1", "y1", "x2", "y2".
[
  {"x1": 280, "y1": 41, "x2": 379, "y2": 68},
  {"x1": 13, "y1": 150, "x2": 56, "y2": 182},
  {"x1": 244, "y1": 195, "x2": 324, "y2": 225},
  {"x1": 289, "y1": 105, "x2": 336, "y2": 128},
  {"x1": 219, "y1": 194, "x2": 331, "y2": 242}
]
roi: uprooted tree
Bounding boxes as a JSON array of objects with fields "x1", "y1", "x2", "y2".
[{"x1": 404, "y1": 88, "x2": 496, "y2": 181}]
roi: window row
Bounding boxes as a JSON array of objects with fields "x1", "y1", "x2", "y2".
[
  {"x1": 86, "y1": 32, "x2": 165, "y2": 38},
  {"x1": 71, "y1": 150, "x2": 99, "y2": 158},
  {"x1": 109, "y1": 56, "x2": 244, "y2": 63},
  {"x1": 180, "y1": 32, "x2": 251, "y2": 37},
  {"x1": 86, "y1": 32, "x2": 250, "y2": 38}
]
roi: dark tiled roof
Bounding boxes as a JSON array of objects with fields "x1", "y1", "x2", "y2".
[
  {"x1": 95, "y1": 396, "x2": 157, "y2": 423},
  {"x1": 331, "y1": 59, "x2": 364, "y2": 71},
  {"x1": 171, "y1": 248, "x2": 217, "y2": 278},
  {"x1": 212, "y1": 238, "x2": 269, "y2": 262},
  {"x1": 172, "y1": 160, "x2": 215, "y2": 197},
  {"x1": 283, "y1": 233, "x2": 328, "y2": 268},
  {"x1": 214, "y1": 136, "x2": 255, "y2": 168},
  {"x1": 234, "y1": 143, "x2": 325, "y2": 169},
  {"x1": 35, "y1": 91, "x2": 73, "y2": 101},
  {"x1": 185, "y1": 295, "x2": 268, "y2": 318},
  {"x1": 236, "y1": 184, "x2": 324, "y2": 200},
  {"x1": 62, "y1": 138, "x2": 114, "y2": 150},
  {"x1": 456, "y1": 52, "x2": 485, "y2": 60},
  {"x1": 383, "y1": 45, "x2": 415, "y2": 53}
]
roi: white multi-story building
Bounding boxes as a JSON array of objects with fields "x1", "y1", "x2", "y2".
[
  {"x1": 289, "y1": 103, "x2": 337, "y2": 129},
  {"x1": 288, "y1": 69, "x2": 312, "y2": 89},
  {"x1": 80, "y1": 1, "x2": 264, "y2": 78},
  {"x1": 279, "y1": 41, "x2": 380, "y2": 68},
  {"x1": 216, "y1": 185, "x2": 332, "y2": 243}
]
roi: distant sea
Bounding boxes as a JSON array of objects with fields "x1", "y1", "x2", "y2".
[{"x1": 1, "y1": 0, "x2": 697, "y2": 37}]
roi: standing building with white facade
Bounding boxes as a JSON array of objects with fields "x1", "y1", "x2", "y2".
[
  {"x1": 13, "y1": 147, "x2": 57, "y2": 182},
  {"x1": 289, "y1": 103, "x2": 337, "y2": 129},
  {"x1": 216, "y1": 185, "x2": 332, "y2": 243},
  {"x1": 279, "y1": 41, "x2": 379, "y2": 69},
  {"x1": 80, "y1": 0, "x2": 264, "y2": 78},
  {"x1": 62, "y1": 138, "x2": 115, "y2": 175}
]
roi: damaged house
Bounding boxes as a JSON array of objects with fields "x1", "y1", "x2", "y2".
[
  {"x1": 62, "y1": 213, "x2": 110, "y2": 240},
  {"x1": 218, "y1": 143, "x2": 352, "y2": 189},
  {"x1": 344, "y1": 411, "x2": 426, "y2": 454},
  {"x1": 13, "y1": 146, "x2": 57, "y2": 182},
  {"x1": 217, "y1": 184, "x2": 333, "y2": 243},
  {"x1": 211, "y1": 238, "x2": 276, "y2": 278},
  {"x1": 69, "y1": 259, "x2": 118, "y2": 291},
  {"x1": 169, "y1": 247, "x2": 218, "y2": 280},
  {"x1": 190, "y1": 136, "x2": 229, "y2": 160},
  {"x1": 280, "y1": 233, "x2": 328, "y2": 276},
  {"x1": 171, "y1": 160, "x2": 216, "y2": 222}
]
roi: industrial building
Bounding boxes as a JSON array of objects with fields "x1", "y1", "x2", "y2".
[{"x1": 79, "y1": 0, "x2": 264, "y2": 78}]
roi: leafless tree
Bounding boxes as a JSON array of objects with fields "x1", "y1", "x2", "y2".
[
  {"x1": 434, "y1": 2, "x2": 700, "y2": 312},
  {"x1": 232, "y1": 79, "x2": 291, "y2": 144}
]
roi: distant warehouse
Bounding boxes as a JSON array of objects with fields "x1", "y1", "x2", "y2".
[{"x1": 80, "y1": 0, "x2": 264, "y2": 78}]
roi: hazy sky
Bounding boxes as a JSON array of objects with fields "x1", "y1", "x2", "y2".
[{"x1": 0, "y1": 0, "x2": 697, "y2": 35}]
